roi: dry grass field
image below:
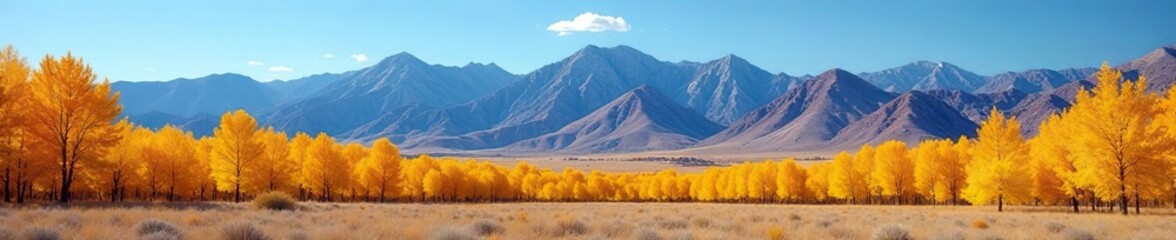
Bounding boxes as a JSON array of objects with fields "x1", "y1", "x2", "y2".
[{"x1": 1, "y1": 202, "x2": 1173, "y2": 240}]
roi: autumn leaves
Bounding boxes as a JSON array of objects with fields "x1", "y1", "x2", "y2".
[
  {"x1": 1, "y1": 46, "x2": 121, "y2": 203},
  {"x1": 1031, "y1": 63, "x2": 1176, "y2": 214},
  {"x1": 2, "y1": 45, "x2": 1175, "y2": 214}
]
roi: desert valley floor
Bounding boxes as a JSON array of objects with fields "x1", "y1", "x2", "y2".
[{"x1": 1, "y1": 202, "x2": 1173, "y2": 240}]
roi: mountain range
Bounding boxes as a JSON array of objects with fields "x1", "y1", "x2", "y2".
[{"x1": 112, "y1": 44, "x2": 1176, "y2": 156}]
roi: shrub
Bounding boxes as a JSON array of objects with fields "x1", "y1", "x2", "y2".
[
  {"x1": 1062, "y1": 229, "x2": 1095, "y2": 240},
  {"x1": 971, "y1": 219, "x2": 989, "y2": 229},
  {"x1": 932, "y1": 231, "x2": 965, "y2": 240},
  {"x1": 141, "y1": 232, "x2": 182, "y2": 240},
  {"x1": 599, "y1": 219, "x2": 632, "y2": 238},
  {"x1": 554, "y1": 217, "x2": 590, "y2": 236},
  {"x1": 468, "y1": 219, "x2": 504, "y2": 236},
  {"x1": 718, "y1": 222, "x2": 745, "y2": 235},
  {"x1": 870, "y1": 224, "x2": 912, "y2": 240},
  {"x1": 514, "y1": 211, "x2": 529, "y2": 223},
  {"x1": 136, "y1": 219, "x2": 182, "y2": 239},
  {"x1": 657, "y1": 218, "x2": 688, "y2": 230},
  {"x1": 1045, "y1": 222, "x2": 1066, "y2": 233},
  {"x1": 220, "y1": 221, "x2": 272, "y2": 240},
  {"x1": 766, "y1": 226, "x2": 785, "y2": 240},
  {"x1": 633, "y1": 227, "x2": 661, "y2": 240},
  {"x1": 690, "y1": 217, "x2": 712, "y2": 229},
  {"x1": 183, "y1": 215, "x2": 206, "y2": 226},
  {"x1": 252, "y1": 192, "x2": 298, "y2": 211},
  {"x1": 827, "y1": 227, "x2": 855, "y2": 240},
  {"x1": 428, "y1": 225, "x2": 477, "y2": 240},
  {"x1": 24, "y1": 227, "x2": 60, "y2": 240},
  {"x1": 56, "y1": 214, "x2": 82, "y2": 229}
]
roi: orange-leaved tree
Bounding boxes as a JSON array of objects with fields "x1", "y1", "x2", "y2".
[
  {"x1": 0, "y1": 45, "x2": 32, "y2": 203},
  {"x1": 25, "y1": 52, "x2": 121, "y2": 203}
]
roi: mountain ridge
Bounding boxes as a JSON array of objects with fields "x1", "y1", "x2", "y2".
[{"x1": 114, "y1": 44, "x2": 1176, "y2": 156}]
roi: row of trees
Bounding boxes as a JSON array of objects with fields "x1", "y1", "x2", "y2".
[{"x1": 2, "y1": 46, "x2": 1174, "y2": 214}]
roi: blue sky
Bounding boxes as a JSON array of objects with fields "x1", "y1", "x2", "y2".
[{"x1": 2, "y1": 0, "x2": 1175, "y2": 82}]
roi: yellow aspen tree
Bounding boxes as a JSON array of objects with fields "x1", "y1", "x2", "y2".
[
  {"x1": 97, "y1": 120, "x2": 149, "y2": 201},
  {"x1": 913, "y1": 139, "x2": 946, "y2": 203},
  {"x1": 935, "y1": 136, "x2": 970, "y2": 205},
  {"x1": 152, "y1": 125, "x2": 200, "y2": 201},
  {"x1": 507, "y1": 161, "x2": 536, "y2": 200},
  {"x1": 873, "y1": 140, "x2": 914, "y2": 205},
  {"x1": 422, "y1": 169, "x2": 443, "y2": 201},
  {"x1": 354, "y1": 138, "x2": 402, "y2": 202},
  {"x1": 855, "y1": 145, "x2": 881, "y2": 203},
  {"x1": 702, "y1": 168, "x2": 724, "y2": 201},
  {"x1": 0, "y1": 45, "x2": 31, "y2": 203},
  {"x1": 1069, "y1": 64, "x2": 1174, "y2": 214},
  {"x1": 402, "y1": 155, "x2": 438, "y2": 201},
  {"x1": 288, "y1": 132, "x2": 313, "y2": 199},
  {"x1": 194, "y1": 137, "x2": 215, "y2": 200},
  {"x1": 731, "y1": 163, "x2": 750, "y2": 199},
  {"x1": 303, "y1": 133, "x2": 348, "y2": 201},
  {"x1": 748, "y1": 160, "x2": 777, "y2": 202},
  {"x1": 828, "y1": 151, "x2": 868, "y2": 203},
  {"x1": 963, "y1": 108, "x2": 1032, "y2": 212},
  {"x1": 806, "y1": 162, "x2": 831, "y2": 202},
  {"x1": 587, "y1": 170, "x2": 614, "y2": 201},
  {"x1": 25, "y1": 53, "x2": 122, "y2": 203},
  {"x1": 341, "y1": 143, "x2": 365, "y2": 200},
  {"x1": 1029, "y1": 146, "x2": 1066, "y2": 205},
  {"x1": 775, "y1": 158, "x2": 808, "y2": 202},
  {"x1": 0, "y1": 45, "x2": 27, "y2": 141},
  {"x1": 1032, "y1": 114, "x2": 1083, "y2": 212},
  {"x1": 209, "y1": 110, "x2": 263, "y2": 202},
  {"x1": 1161, "y1": 87, "x2": 1176, "y2": 207},
  {"x1": 245, "y1": 127, "x2": 295, "y2": 194}
]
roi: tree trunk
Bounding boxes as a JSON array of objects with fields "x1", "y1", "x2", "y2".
[
  {"x1": 1090, "y1": 192, "x2": 1097, "y2": 211},
  {"x1": 234, "y1": 181, "x2": 241, "y2": 203},
  {"x1": 3, "y1": 167, "x2": 10, "y2": 203},
  {"x1": 1071, "y1": 196, "x2": 1080, "y2": 213},
  {"x1": 1135, "y1": 191, "x2": 1141, "y2": 214},
  {"x1": 59, "y1": 172, "x2": 72, "y2": 203},
  {"x1": 1119, "y1": 187, "x2": 1128, "y2": 215},
  {"x1": 110, "y1": 172, "x2": 119, "y2": 202},
  {"x1": 16, "y1": 180, "x2": 26, "y2": 204},
  {"x1": 998, "y1": 194, "x2": 1004, "y2": 212}
]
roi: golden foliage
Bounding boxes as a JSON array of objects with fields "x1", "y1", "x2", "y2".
[
  {"x1": 963, "y1": 109, "x2": 1032, "y2": 210},
  {"x1": 2, "y1": 45, "x2": 1175, "y2": 213}
]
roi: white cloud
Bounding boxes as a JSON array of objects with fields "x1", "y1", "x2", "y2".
[
  {"x1": 247, "y1": 60, "x2": 265, "y2": 66},
  {"x1": 143, "y1": 67, "x2": 156, "y2": 72},
  {"x1": 547, "y1": 12, "x2": 631, "y2": 36},
  {"x1": 267, "y1": 65, "x2": 294, "y2": 72},
  {"x1": 323, "y1": 53, "x2": 335, "y2": 59},
  {"x1": 350, "y1": 53, "x2": 368, "y2": 63}
]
